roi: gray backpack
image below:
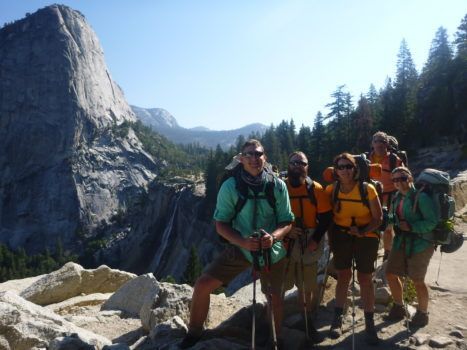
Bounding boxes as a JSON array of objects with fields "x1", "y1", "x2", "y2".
[{"x1": 413, "y1": 169, "x2": 463, "y2": 253}]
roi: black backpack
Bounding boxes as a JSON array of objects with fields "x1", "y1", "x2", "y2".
[{"x1": 387, "y1": 135, "x2": 408, "y2": 169}]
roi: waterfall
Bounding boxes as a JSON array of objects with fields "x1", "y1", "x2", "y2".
[{"x1": 148, "y1": 189, "x2": 184, "y2": 274}]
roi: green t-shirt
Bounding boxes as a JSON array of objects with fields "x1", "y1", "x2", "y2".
[
  {"x1": 389, "y1": 187, "x2": 438, "y2": 255},
  {"x1": 214, "y1": 176, "x2": 294, "y2": 266}
]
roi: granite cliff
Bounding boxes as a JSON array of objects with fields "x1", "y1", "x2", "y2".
[{"x1": 0, "y1": 5, "x2": 217, "y2": 280}]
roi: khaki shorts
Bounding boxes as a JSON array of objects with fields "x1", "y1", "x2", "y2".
[
  {"x1": 203, "y1": 244, "x2": 286, "y2": 295},
  {"x1": 283, "y1": 259, "x2": 318, "y2": 293},
  {"x1": 283, "y1": 231, "x2": 322, "y2": 293},
  {"x1": 386, "y1": 245, "x2": 434, "y2": 281}
]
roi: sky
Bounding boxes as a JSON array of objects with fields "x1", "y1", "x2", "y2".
[{"x1": 1, "y1": 1, "x2": 466, "y2": 131}]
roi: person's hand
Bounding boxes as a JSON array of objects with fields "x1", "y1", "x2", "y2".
[
  {"x1": 399, "y1": 220, "x2": 411, "y2": 231},
  {"x1": 260, "y1": 229, "x2": 274, "y2": 249},
  {"x1": 288, "y1": 227, "x2": 304, "y2": 240},
  {"x1": 307, "y1": 240, "x2": 318, "y2": 252},
  {"x1": 241, "y1": 236, "x2": 261, "y2": 251},
  {"x1": 349, "y1": 226, "x2": 361, "y2": 236}
]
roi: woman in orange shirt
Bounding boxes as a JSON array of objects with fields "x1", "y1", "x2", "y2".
[{"x1": 326, "y1": 153, "x2": 382, "y2": 345}]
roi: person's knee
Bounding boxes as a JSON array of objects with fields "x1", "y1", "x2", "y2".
[
  {"x1": 412, "y1": 279, "x2": 426, "y2": 289},
  {"x1": 270, "y1": 292, "x2": 283, "y2": 308},
  {"x1": 337, "y1": 269, "x2": 351, "y2": 281},
  {"x1": 194, "y1": 274, "x2": 221, "y2": 294},
  {"x1": 357, "y1": 272, "x2": 373, "y2": 285}
]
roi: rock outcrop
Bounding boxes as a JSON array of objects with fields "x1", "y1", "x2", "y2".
[
  {"x1": 19, "y1": 262, "x2": 135, "y2": 305},
  {"x1": 0, "y1": 291, "x2": 111, "y2": 349}
]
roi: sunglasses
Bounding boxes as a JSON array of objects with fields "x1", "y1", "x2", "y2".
[
  {"x1": 392, "y1": 176, "x2": 409, "y2": 183},
  {"x1": 336, "y1": 164, "x2": 354, "y2": 170},
  {"x1": 289, "y1": 160, "x2": 308, "y2": 167},
  {"x1": 242, "y1": 151, "x2": 264, "y2": 158}
]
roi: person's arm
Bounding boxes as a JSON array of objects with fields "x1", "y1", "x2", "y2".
[
  {"x1": 350, "y1": 196, "x2": 382, "y2": 236},
  {"x1": 260, "y1": 222, "x2": 293, "y2": 249},
  {"x1": 409, "y1": 193, "x2": 438, "y2": 234},
  {"x1": 312, "y1": 210, "x2": 333, "y2": 243}
]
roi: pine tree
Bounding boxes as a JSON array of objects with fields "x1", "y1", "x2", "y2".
[
  {"x1": 353, "y1": 96, "x2": 374, "y2": 152},
  {"x1": 452, "y1": 13, "x2": 467, "y2": 142},
  {"x1": 393, "y1": 39, "x2": 418, "y2": 143},
  {"x1": 416, "y1": 27, "x2": 454, "y2": 145},
  {"x1": 183, "y1": 245, "x2": 202, "y2": 286}
]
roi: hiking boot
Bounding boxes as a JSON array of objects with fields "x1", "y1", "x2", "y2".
[
  {"x1": 384, "y1": 303, "x2": 405, "y2": 322},
  {"x1": 365, "y1": 327, "x2": 380, "y2": 346},
  {"x1": 409, "y1": 310, "x2": 429, "y2": 328},
  {"x1": 307, "y1": 320, "x2": 324, "y2": 344},
  {"x1": 290, "y1": 316, "x2": 324, "y2": 344},
  {"x1": 179, "y1": 331, "x2": 202, "y2": 349},
  {"x1": 328, "y1": 315, "x2": 343, "y2": 339},
  {"x1": 364, "y1": 313, "x2": 380, "y2": 346}
]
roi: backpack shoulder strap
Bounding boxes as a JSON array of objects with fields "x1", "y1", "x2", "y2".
[
  {"x1": 231, "y1": 172, "x2": 249, "y2": 221},
  {"x1": 331, "y1": 181, "x2": 340, "y2": 212},
  {"x1": 264, "y1": 173, "x2": 277, "y2": 213},
  {"x1": 359, "y1": 181, "x2": 370, "y2": 209},
  {"x1": 305, "y1": 177, "x2": 317, "y2": 207},
  {"x1": 389, "y1": 152, "x2": 398, "y2": 171}
]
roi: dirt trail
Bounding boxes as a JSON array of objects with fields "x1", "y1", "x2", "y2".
[{"x1": 312, "y1": 222, "x2": 467, "y2": 350}]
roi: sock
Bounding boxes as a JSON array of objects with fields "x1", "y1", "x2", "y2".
[{"x1": 364, "y1": 311, "x2": 375, "y2": 328}]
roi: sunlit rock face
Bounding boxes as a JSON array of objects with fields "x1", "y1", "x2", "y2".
[{"x1": 0, "y1": 4, "x2": 157, "y2": 253}]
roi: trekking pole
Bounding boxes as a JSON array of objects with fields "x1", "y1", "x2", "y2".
[
  {"x1": 402, "y1": 239, "x2": 411, "y2": 336},
  {"x1": 264, "y1": 247, "x2": 278, "y2": 350},
  {"x1": 435, "y1": 251, "x2": 443, "y2": 286},
  {"x1": 350, "y1": 218, "x2": 357, "y2": 350},
  {"x1": 351, "y1": 256, "x2": 356, "y2": 350},
  {"x1": 295, "y1": 218, "x2": 310, "y2": 341},
  {"x1": 251, "y1": 232, "x2": 261, "y2": 350}
]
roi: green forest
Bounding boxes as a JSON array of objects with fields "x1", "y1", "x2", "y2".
[{"x1": 202, "y1": 16, "x2": 467, "y2": 212}]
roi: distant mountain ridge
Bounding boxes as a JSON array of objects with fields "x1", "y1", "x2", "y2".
[{"x1": 131, "y1": 105, "x2": 267, "y2": 149}]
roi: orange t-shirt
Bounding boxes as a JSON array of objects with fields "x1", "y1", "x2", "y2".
[
  {"x1": 368, "y1": 152, "x2": 402, "y2": 195},
  {"x1": 287, "y1": 180, "x2": 331, "y2": 228},
  {"x1": 325, "y1": 182, "x2": 379, "y2": 238}
]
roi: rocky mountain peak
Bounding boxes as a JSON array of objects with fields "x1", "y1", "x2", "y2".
[{"x1": 0, "y1": 5, "x2": 157, "y2": 254}]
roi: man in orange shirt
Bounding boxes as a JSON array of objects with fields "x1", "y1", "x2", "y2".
[
  {"x1": 367, "y1": 131, "x2": 404, "y2": 260},
  {"x1": 283, "y1": 151, "x2": 332, "y2": 344}
]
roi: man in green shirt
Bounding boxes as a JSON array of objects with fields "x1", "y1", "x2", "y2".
[{"x1": 180, "y1": 139, "x2": 294, "y2": 348}]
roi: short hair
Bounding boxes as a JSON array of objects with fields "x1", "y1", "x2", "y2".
[
  {"x1": 391, "y1": 166, "x2": 412, "y2": 177},
  {"x1": 288, "y1": 151, "x2": 307, "y2": 161},
  {"x1": 372, "y1": 131, "x2": 389, "y2": 143},
  {"x1": 242, "y1": 139, "x2": 264, "y2": 153}
]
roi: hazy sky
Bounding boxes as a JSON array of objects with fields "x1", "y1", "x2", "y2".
[{"x1": 1, "y1": 1, "x2": 466, "y2": 130}]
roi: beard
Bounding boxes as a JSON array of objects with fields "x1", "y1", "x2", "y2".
[{"x1": 288, "y1": 168, "x2": 307, "y2": 187}]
